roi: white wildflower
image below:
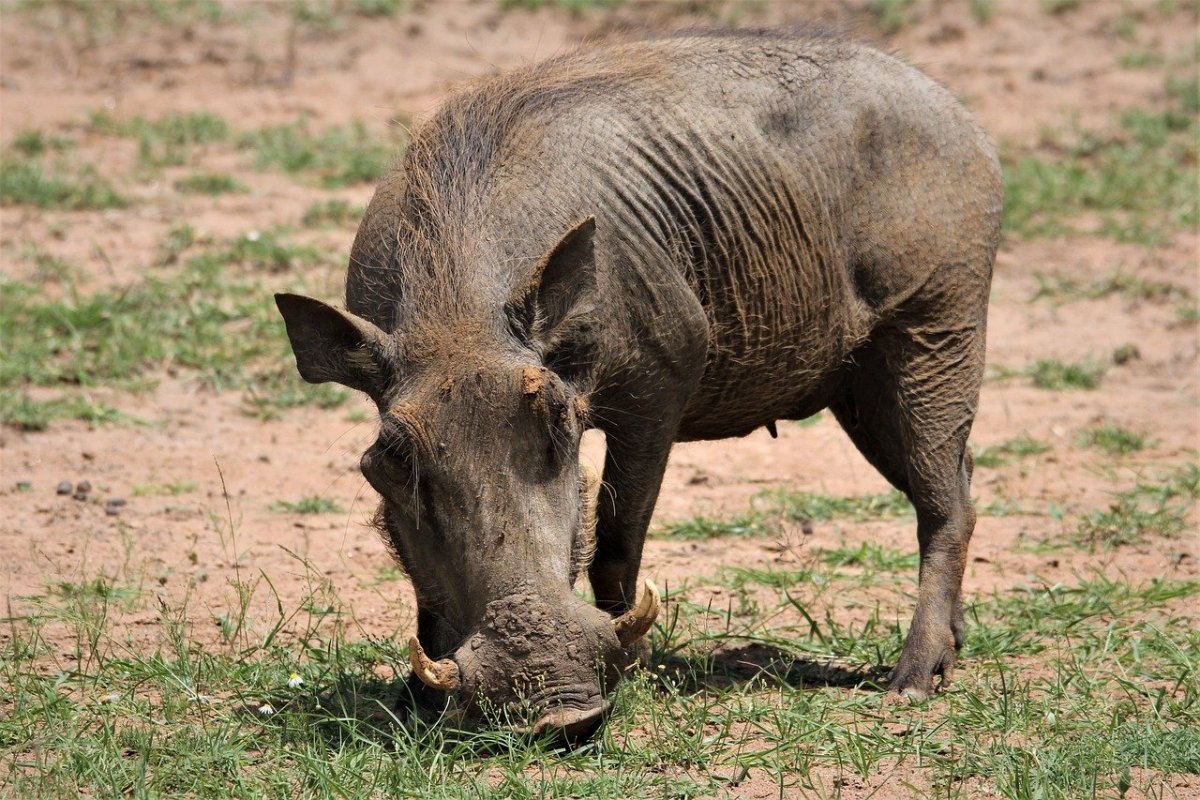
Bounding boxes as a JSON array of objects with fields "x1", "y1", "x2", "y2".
[{"x1": 287, "y1": 672, "x2": 304, "y2": 689}]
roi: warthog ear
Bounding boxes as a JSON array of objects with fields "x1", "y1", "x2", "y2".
[
  {"x1": 509, "y1": 217, "x2": 597, "y2": 346},
  {"x1": 274, "y1": 293, "x2": 389, "y2": 398}
]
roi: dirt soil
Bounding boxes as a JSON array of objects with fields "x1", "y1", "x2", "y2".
[{"x1": 1, "y1": 1, "x2": 1198, "y2": 797}]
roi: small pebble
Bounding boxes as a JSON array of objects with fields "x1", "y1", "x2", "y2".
[
  {"x1": 73, "y1": 480, "x2": 92, "y2": 501},
  {"x1": 105, "y1": 498, "x2": 126, "y2": 516},
  {"x1": 57, "y1": 480, "x2": 73, "y2": 495}
]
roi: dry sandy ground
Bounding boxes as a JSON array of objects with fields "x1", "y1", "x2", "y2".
[{"x1": 1, "y1": 1, "x2": 1198, "y2": 796}]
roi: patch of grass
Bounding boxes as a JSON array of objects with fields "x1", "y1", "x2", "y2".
[
  {"x1": 1076, "y1": 425, "x2": 1152, "y2": 456},
  {"x1": 978, "y1": 496, "x2": 1028, "y2": 517},
  {"x1": 1003, "y1": 86, "x2": 1199, "y2": 242},
  {"x1": 4, "y1": 511, "x2": 1197, "y2": 799},
  {"x1": 1031, "y1": 269, "x2": 1191, "y2": 304},
  {"x1": 659, "y1": 488, "x2": 911, "y2": 540},
  {"x1": 660, "y1": 512, "x2": 767, "y2": 540},
  {"x1": 1075, "y1": 463, "x2": 1199, "y2": 547},
  {"x1": 213, "y1": 228, "x2": 325, "y2": 273},
  {"x1": 89, "y1": 109, "x2": 230, "y2": 168},
  {"x1": 23, "y1": 246, "x2": 79, "y2": 283},
  {"x1": 1027, "y1": 358, "x2": 1104, "y2": 390},
  {"x1": 1040, "y1": 0, "x2": 1081, "y2": 13},
  {"x1": 0, "y1": 391, "x2": 130, "y2": 431},
  {"x1": 972, "y1": 435, "x2": 1050, "y2": 468},
  {"x1": 242, "y1": 368, "x2": 349, "y2": 420},
  {"x1": 174, "y1": 172, "x2": 245, "y2": 195},
  {"x1": 0, "y1": 223, "x2": 344, "y2": 427},
  {"x1": 1119, "y1": 47, "x2": 1166, "y2": 69},
  {"x1": 11, "y1": 130, "x2": 74, "y2": 156},
  {"x1": 131, "y1": 480, "x2": 198, "y2": 497},
  {"x1": 246, "y1": 120, "x2": 396, "y2": 187},
  {"x1": 768, "y1": 488, "x2": 912, "y2": 522},
  {"x1": 865, "y1": 0, "x2": 916, "y2": 33},
  {"x1": 0, "y1": 159, "x2": 128, "y2": 210},
  {"x1": 1167, "y1": 74, "x2": 1199, "y2": 114},
  {"x1": 14, "y1": 0, "x2": 225, "y2": 34},
  {"x1": 817, "y1": 542, "x2": 918, "y2": 572},
  {"x1": 968, "y1": 0, "x2": 995, "y2": 24},
  {"x1": 1, "y1": 264, "x2": 266, "y2": 391},
  {"x1": 300, "y1": 198, "x2": 361, "y2": 228},
  {"x1": 352, "y1": 0, "x2": 409, "y2": 15},
  {"x1": 966, "y1": 574, "x2": 1197, "y2": 658},
  {"x1": 271, "y1": 496, "x2": 346, "y2": 515},
  {"x1": 497, "y1": 0, "x2": 623, "y2": 10}
]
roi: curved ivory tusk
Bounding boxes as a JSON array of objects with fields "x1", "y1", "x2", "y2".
[
  {"x1": 580, "y1": 462, "x2": 600, "y2": 538},
  {"x1": 612, "y1": 579, "x2": 660, "y2": 647},
  {"x1": 408, "y1": 637, "x2": 462, "y2": 692}
]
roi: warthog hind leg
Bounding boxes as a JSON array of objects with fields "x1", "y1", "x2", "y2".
[{"x1": 830, "y1": 275, "x2": 986, "y2": 700}]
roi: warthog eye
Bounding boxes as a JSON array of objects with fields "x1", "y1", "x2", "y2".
[
  {"x1": 361, "y1": 435, "x2": 416, "y2": 494},
  {"x1": 544, "y1": 329, "x2": 596, "y2": 385}
]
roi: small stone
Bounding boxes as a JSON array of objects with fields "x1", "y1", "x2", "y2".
[
  {"x1": 76, "y1": 480, "x2": 92, "y2": 495},
  {"x1": 105, "y1": 498, "x2": 126, "y2": 516},
  {"x1": 57, "y1": 480, "x2": 73, "y2": 495}
]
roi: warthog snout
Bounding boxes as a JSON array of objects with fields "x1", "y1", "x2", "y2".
[{"x1": 407, "y1": 582, "x2": 659, "y2": 741}]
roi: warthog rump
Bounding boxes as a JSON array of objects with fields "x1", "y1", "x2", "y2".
[{"x1": 276, "y1": 27, "x2": 1002, "y2": 739}]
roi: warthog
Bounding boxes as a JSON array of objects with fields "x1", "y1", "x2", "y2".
[{"x1": 276, "y1": 28, "x2": 1001, "y2": 741}]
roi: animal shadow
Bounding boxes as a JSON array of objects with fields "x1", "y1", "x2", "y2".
[{"x1": 656, "y1": 641, "x2": 889, "y2": 694}]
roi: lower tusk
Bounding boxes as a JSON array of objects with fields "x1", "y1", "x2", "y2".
[
  {"x1": 580, "y1": 462, "x2": 600, "y2": 537},
  {"x1": 612, "y1": 579, "x2": 660, "y2": 647},
  {"x1": 408, "y1": 637, "x2": 462, "y2": 692}
]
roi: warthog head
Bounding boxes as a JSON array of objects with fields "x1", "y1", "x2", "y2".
[{"x1": 275, "y1": 218, "x2": 658, "y2": 741}]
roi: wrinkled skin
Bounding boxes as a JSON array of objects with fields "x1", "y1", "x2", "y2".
[{"x1": 276, "y1": 29, "x2": 1002, "y2": 738}]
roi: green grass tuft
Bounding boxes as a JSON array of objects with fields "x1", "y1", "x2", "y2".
[
  {"x1": 1027, "y1": 358, "x2": 1105, "y2": 390},
  {"x1": 659, "y1": 488, "x2": 911, "y2": 540},
  {"x1": 768, "y1": 487, "x2": 912, "y2": 522},
  {"x1": 497, "y1": 0, "x2": 624, "y2": 10},
  {"x1": 11, "y1": 130, "x2": 75, "y2": 156},
  {"x1": 174, "y1": 172, "x2": 245, "y2": 195},
  {"x1": 865, "y1": 0, "x2": 916, "y2": 33},
  {"x1": 301, "y1": 198, "x2": 362, "y2": 228},
  {"x1": 972, "y1": 435, "x2": 1050, "y2": 468},
  {"x1": 0, "y1": 159, "x2": 128, "y2": 210},
  {"x1": 89, "y1": 109, "x2": 231, "y2": 168},
  {"x1": 352, "y1": 0, "x2": 409, "y2": 15},
  {"x1": 271, "y1": 496, "x2": 347, "y2": 514},
  {"x1": 1075, "y1": 464, "x2": 1199, "y2": 547},
  {"x1": 246, "y1": 120, "x2": 397, "y2": 187},
  {"x1": 1076, "y1": 425, "x2": 1152, "y2": 456},
  {"x1": 817, "y1": 542, "x2": 918, "y2": 572},
  {"x1": 131, "y1": 480, "x2": 198, "y2": 497},
  {"x1": 1003, "y1": 86, "x2": 1198, "y2": 242},
  {"x1": 659, "y1": 511, "x2": 767, "y2": 540},
  {"x1": 0, "y1": 391, "x2": 130, "y2": 430},
  {"x1": 1031, "y1": 269, "x2": 1190, "y2": 304}
]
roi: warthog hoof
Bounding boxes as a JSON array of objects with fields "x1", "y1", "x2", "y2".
[{"x1": 888, "y1": 636, "x2": 956, "y2": 702}]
